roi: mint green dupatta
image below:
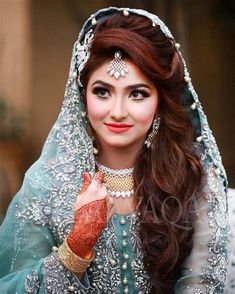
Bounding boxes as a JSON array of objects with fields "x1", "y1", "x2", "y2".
[{"x1": 0, "y1": 7, "x2": 228, "y2": 293}]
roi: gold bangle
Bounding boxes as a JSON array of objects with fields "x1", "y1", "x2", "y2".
[{"x1": 58, "y1": 237, "x2": 95, "y2": 273}]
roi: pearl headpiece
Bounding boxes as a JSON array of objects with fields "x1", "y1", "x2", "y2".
[{"x1": 107, "y1": 51, "x2": 129, "y2": 79}]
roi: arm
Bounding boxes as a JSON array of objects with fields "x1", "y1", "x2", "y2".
[
  {"x1": 0, "y1": 177, "x2": 90, "y2": 293},
  {"x1": 174, "y1": 164, "x2": 228, "y2": 293}
]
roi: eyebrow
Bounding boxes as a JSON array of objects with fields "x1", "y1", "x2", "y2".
[{"x1": 91, "y1": 80, "x2": 152, "y2": 90}]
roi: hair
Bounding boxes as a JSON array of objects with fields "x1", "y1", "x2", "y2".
[{"x1": 81, "y1": 12, "x2": 203, "y2": 294}]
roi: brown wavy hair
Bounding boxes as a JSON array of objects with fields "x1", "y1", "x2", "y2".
[{"x1": 81, "y1": 12, "x2": 203, "y2": 293}]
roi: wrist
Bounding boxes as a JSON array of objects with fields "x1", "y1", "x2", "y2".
[
  {"x1": 58, "y1": 237, "x2": 95, "y2": 273},
  {"x1": 67, "y1": 232, "x2": 94, "y2": 259}
]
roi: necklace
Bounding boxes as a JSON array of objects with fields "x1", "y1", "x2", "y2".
[{"x1": 96, "y1": 163, "x2": 134, "y2": 198}]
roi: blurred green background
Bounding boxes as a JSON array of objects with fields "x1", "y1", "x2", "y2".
[{"x1": 0, "y1": 0, "x2": 235, "y2": 222}]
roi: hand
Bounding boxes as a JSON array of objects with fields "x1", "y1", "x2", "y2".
[
  {"x1": 67, "y1": 171, "x2": 114, "y2": 259},
  {"x1": 75, "y1": 171, "x2": 115, "y2": 221}
]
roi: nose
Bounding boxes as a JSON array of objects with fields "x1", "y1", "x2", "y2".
[{"x1": 110, "y1": 96, "x2": 128, "y2": 121}]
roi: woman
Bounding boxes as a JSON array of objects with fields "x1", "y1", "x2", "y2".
[{"x1": 0, "y1": 7, "x2": 228, "y2": 294}]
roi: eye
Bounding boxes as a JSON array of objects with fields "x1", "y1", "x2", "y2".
[
  {"x1": 92, "y1": 87, "x2": 110, "y2": 99},
  {"x1": 130, "y1": 89, "x2": 150, "y2": 100}
]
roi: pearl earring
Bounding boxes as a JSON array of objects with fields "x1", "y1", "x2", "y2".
[
  {"x1": 93, "y1": 147, "x2": 98, "y2": 155},
  {"x1": 144, "y1": 115, "x2": 161, "y2": 148}
]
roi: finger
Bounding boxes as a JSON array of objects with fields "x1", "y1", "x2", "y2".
[
  {"x1": 94, "y1": 171, "x2": 104, "y2": 184},
  {"x1": 80, "y1": 172, "x2": 92, "y2": 193},
  {"x1": 89, "y1": 171, "x2": 104, "y2": 190},
  {"x1": 99, "y1": 183, "x2": 107, "y2": 192},
  {"x1": 107, "y1": 203, "x2": 116, "y2": 221},
  {"x1": 106, "y1": 195, "x2": 114, "y2": 210}
]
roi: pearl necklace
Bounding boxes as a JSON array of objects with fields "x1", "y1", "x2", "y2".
[{"x1": 96, "y1": 163, "x2": 134, "y2": 198}]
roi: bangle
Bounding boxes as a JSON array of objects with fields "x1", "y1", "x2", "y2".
[{"x1": 58, "y1": 237, "x2": 95, "y2": 273}]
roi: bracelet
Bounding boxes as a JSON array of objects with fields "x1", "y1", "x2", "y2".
[{"x1": 58, "y1": 237, "x2": 95, "y2": 273}]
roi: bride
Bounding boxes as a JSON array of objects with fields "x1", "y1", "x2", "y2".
[{"x1": 0, "y1": 7, "x2": 229, "y2": 294}]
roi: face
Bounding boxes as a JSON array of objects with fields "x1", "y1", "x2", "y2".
[{"x1": 86, "y1": 60, "x2": 159, "y2": 152}]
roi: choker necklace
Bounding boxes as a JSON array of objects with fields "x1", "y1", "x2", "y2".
[{"x1": 96, "y1": 163, "x2": 134, "y2": 198}]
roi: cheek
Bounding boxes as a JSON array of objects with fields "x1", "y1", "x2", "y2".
[
  {"x1": 131, "y1": 99, "x2": 158, "y2": 127},
  {"x1": 86, "y1": 95, "x2": 107, "y2": 121}
]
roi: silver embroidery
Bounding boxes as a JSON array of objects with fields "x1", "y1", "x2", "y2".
[
  {"x1": 76, "y1": 29, "x2": 94, "y2": 86},
  {"x1": 182, "y1": 58, "x2": 226, "y2": 179},
  {"x1": 193, "y1": 289, "x2": 203, "y2": 294},
  {"x1": 199, "y1": 165, "x2": 228, "y2": 293},
  {"x1": 87, "y1": 216, "x2": 121, "y2": 293},
  {"x1": 44, "y1": 252, "x2": 87, "y2": 294},
  {"x1": 129, "y1": 214, "x2": 152, "y2": 293},
  {"x1": 88, "y1": 213, "x2": 152, "y2": 293},
  {"x1": 16, "y1": 190, "x2": 74, "y2": 244},
  {"x1": 25, "y1": 269, "x2": 40, "y2": 294},
  {"x1": 225, "y1": 189, "x2": 235, "y2": 293}
]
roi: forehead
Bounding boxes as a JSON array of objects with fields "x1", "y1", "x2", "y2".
[{"x1": 87, "y1": 60, "x2": 155, "y2": 88}]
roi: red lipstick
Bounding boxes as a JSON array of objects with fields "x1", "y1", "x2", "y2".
[{"x1": 104, "y1": 122, "x2": 133, "y2": 133}]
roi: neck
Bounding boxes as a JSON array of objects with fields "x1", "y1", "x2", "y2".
[{"x1": 96, "y1": 141, "x2": 143, "y2": 169}]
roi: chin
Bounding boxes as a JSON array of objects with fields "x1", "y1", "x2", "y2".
[
  {"x1": 105, "y1": 137, "x2": 142, "y2": 149},
  {"x1": 97, "y1": 132, "x2": 145, "y2": 150},
  {"x1": 106, "y1": 140, "x2": 131, "y2": 148}
]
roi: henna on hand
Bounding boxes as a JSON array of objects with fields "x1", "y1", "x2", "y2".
[
  {"x1": 67, "y1": 199, "x2": 107, "y2": 259},
  {"x1": 67, "y1": 171, "x2": 107, "y2": 259}
]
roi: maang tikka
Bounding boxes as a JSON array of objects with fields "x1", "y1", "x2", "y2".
[
  {"x1": 107, "y1": 51, "x2": 129, "y2": 79},
  {"x1": 145, "y1": 115, "x2": 161, "y2": 148}
]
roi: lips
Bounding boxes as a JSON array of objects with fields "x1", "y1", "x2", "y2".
[
  {"x1": 104, "y1": 123, "x2": 133, "y2": 128},
  {"x1": 104, "y1": 122, "x2": 133, "y2": 133}
]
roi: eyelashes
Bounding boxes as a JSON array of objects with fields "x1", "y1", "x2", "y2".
[
  {"x1": 131, "y1": 89, "x2": 150, "y2": 99},
  {"x1": 92, "y1": 87, "x2": 110, "y2": 98},
  {"x1": 92, "y1": 86, "x2": 150, "y2": 100}
]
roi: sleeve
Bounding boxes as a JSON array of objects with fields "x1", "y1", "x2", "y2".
[
  {"x1": 174, "y1": 164, "x2": 229, "y2": 294},
  {"x1": 224, "y1": 188, "x2": 235, "y2": 293},
  {"x1": 0, "y1": 176, "x2": 90, "y2": 294}
]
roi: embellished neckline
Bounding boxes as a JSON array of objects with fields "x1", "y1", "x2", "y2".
[
  {"x1": 96, "y1": 162, "x2": 135, "y2": 199},
  {"x1": 113, "y1": 211, "x2": 137, "y2": 217},
  {"x1": 96, "y1": 162, "x2": 134, "y2": 177}
]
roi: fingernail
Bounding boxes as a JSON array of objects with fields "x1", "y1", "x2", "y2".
[{"x1": 83, "y1": 172, "x2": 88, "y2": 180}]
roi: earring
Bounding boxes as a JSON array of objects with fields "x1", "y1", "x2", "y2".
[
  {"x1": 87, "y1": 123, "x2": 99, "y2": 155},
  {"x1": 81, "y1": 111, "x2": 86, "y2": 117},
  {"x1": 93, "y1": 147, "x2": 99, "y2": 155},
  {"x1": 144, "y1": 115, "x2": 161, "y2": 148}
]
